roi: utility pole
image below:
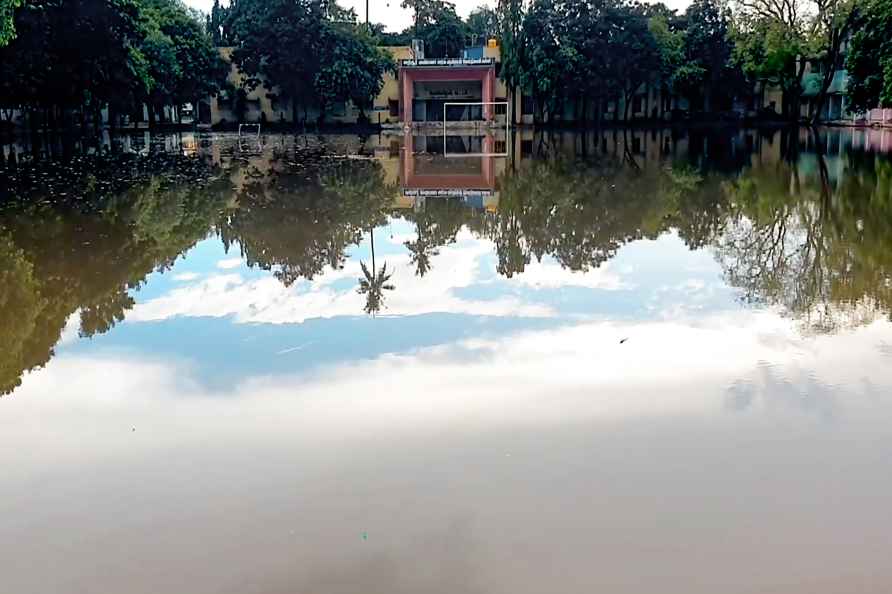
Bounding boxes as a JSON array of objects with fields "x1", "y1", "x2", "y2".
[{"x1": 366, "y1": 0, "x2": 369, "y2": 31}]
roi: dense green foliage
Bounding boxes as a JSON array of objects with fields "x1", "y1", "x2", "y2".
[
  {"x1": 0, "y1": 0, "x2": 225, "y2": 128},
  {"x1": 732, "y1": 0, "x2": 856, "y2": 121},
  {"x1": 222, "y1": 0, "x2": 394, "y2": 124},
  {"x1": 0, "y1": 0, "x2": 22, "y2": 45},
  {"x1": 400, "y1": 0, "x2": 467, "y2": 58},
  {"x1": 846, "y1": 0, "x2": 892, "y2": 110},
  {"x1": 498, "y1": 0, "x2": 739, "y2": 122}
]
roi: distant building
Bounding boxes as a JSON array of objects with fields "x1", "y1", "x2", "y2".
[
  {"x1": 207, "y1": 38, "x2": 881, "y2": 128},
  {"x1": 208, "y1": 41, "x2": 523, "y2": 128}
]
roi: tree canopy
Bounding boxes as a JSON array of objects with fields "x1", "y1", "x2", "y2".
[
  {"x1": 223, "y1": 0, "x2": 394, "y2": 123},
  {"x1": 846, "y1": 0, "x2": 892, "y2": 110},
  {"x1": 0, "y1": 0, "x2": 226, "y2": 128}
]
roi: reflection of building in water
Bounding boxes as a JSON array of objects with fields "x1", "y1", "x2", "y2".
[{"x1": 393, "y1": 133, "x2": 504, "y2": 211}]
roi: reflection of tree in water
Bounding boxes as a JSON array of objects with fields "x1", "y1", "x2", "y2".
[
  {"x1": 399, "y1": 197, "x2": 479, "y2": 277},
  {"x1": 0, "y1": 152, "x2": 233, "y2": 396},
  {"x1": 485, "y1": 155, "x2": 693, "y2": 277},
  {"x1": 717, "y1": 138, "x2": 892, "y2": 333},
  {"x1": 219, "y1": 157, "x2": 395, "y2": 287},
  {"x1": 0, "y1": 234, "x2": 44, "y2": 395},
  {"x1": 4, "y1": 130, "x2": 892, "y2": 391},
  {"x1": 357, "y1": 229, "x2": 395, "y2": 316}
]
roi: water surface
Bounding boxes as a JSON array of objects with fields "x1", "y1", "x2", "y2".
[{"x1": 2, "y1": 128, "x2": 891, "y2": 593}]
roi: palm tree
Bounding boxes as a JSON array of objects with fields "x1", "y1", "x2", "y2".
[{"x1": 357, "y1": 229, "x2": 395, "y2": 315}]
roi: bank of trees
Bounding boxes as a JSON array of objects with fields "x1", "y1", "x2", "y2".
[
  {"x1": 495, "y1": 0, "x2": 889, "y2": 122},
  {"x1": 0, "y1": 0, "x2": 225, "y2": 129}
]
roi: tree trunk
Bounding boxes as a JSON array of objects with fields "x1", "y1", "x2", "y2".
[
  {"x1": 810, "y1": 21, "x2": 852, "y2": 126},
  {"x1": 788, "y1": 60, "x2": 808, "y2": 122}
]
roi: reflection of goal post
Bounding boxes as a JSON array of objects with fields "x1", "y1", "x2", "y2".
[
  {"x1": 238, "y1": 123, "x2": 260, "y2": 138},
  {"x1": 443, "y1": 101, "x2": 509, "y2": 157}
]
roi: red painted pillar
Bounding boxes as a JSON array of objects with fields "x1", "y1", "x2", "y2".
[
  {"x1": 402, "y1": 71, "x2": 413, "y2": 125},
  {"x1": 402, "y1": 132, "x2": 414, "y2": 187},
  {"x1": 482, "y1": 69, "x2": 494, "y2": 121}
]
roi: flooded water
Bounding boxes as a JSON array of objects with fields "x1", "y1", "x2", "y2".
[{"x1": 2, "y1": 127, "x2": 892, "y2": 593}]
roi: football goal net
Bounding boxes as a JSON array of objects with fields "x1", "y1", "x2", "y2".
[
  {"x1": 442, "y1": 101, "x2": 509, "y2": 157},
  {"x1": 238, "y1": 123, "x2": 261, "y2": 138}
]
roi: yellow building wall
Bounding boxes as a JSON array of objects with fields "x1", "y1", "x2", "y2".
[{"x1": 372, "y1": 46, "x2": 413, "y2": 126}]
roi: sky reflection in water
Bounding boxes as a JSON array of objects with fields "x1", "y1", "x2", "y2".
[{"x1": 1, "y1": 128, "x2": 891, "y2": 594}]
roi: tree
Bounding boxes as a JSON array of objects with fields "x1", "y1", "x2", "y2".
[
  {"x1": 519, "y1": 0, "x2": 575, "y2": 122},
  {"x1": 808, "y1": 0, "x2": 857, "y2": 123},
  {"x1": 846, "y1": 0, "x2": 892, "y2": 111},
  {"x1": 357, "y1": 233, "x2": 395, "y2": 315},
  {"x1": 498, "y1": 0, "x2": 525, "y2": 125},
  {"x1": 226, "y1": 0, "x2": 390, "y2": 124},
  {"x1": 733, "y1": 0, "x2": 857, "y2": 121},
  {"x1": 0, "y1": 0, "x2": 21, "y2": 46},
  {"x1": 606, "y1": 2, "x2": 663, "y2": 121},
  {"x1": 466, "y1": 5, "x2": 498, "y2": 45},
  {"x1": 315, "y1": 24, "x2": 395, "y2": 123},
  {"x1": 400, "y1": 0, "x2": 466, "y2": 58},
  {"x1": 649, "y1": 12, "x2": 686, "y2": 90},
  {"x1": 226, "y1": 0, "x2": 330, "y2": 124},
  {"x1": 0, "y1": 0, "x2": 224, "y2": 129},
  {"x1": 677, "y1": 0, "x2": 737, "y2": 112}
]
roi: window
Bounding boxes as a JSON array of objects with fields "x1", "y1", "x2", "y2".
[
  {"x1": 635, "y1": 95, "x2": 646, "y2": 114},
  {"x1": 522, "y1": 94, "x2": 534, "y2": 115},
  {"x1": 521, "y1": 139, "x2": 533, "y2": 157},
  {"x1": 632, "y1": 137, "x2": 641, "y2": 154},
  {"x1": 494, "y1": 100, "x2": 507, "y2": 115},
  {"x1": 389, "y1": 99, "x2": 399, "y2": 117},
  {"x1": 331, "y1": 101, "x2": 346, "y2": 117},
  {"x1": 494, "y1": 140, "x2": 507, "y2": 153}
]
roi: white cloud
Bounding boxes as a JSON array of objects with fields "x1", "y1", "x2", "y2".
[
  {"x1": 509, "y1": 257, "x2": 627, "y2": 290},
  {"x1": 215, "y1": 258, "x2": 243, "y2": 270},
  {"x1": 129, "y1": 234, "x2": 555, "y2": 323},
  {"x1": 172, "y1": 272, "x2": 201, "y2": 282},
  {"x1": 10, "y1": 312, "x2": 892, "y2": 451}
]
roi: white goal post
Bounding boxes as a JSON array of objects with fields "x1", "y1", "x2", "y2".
[
  {"x1": 442, "y1": 101, "x2": 509, "y2": 157},
  {"x1": 238, "y1": 123, "x2": 261, "y2": 138}
]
